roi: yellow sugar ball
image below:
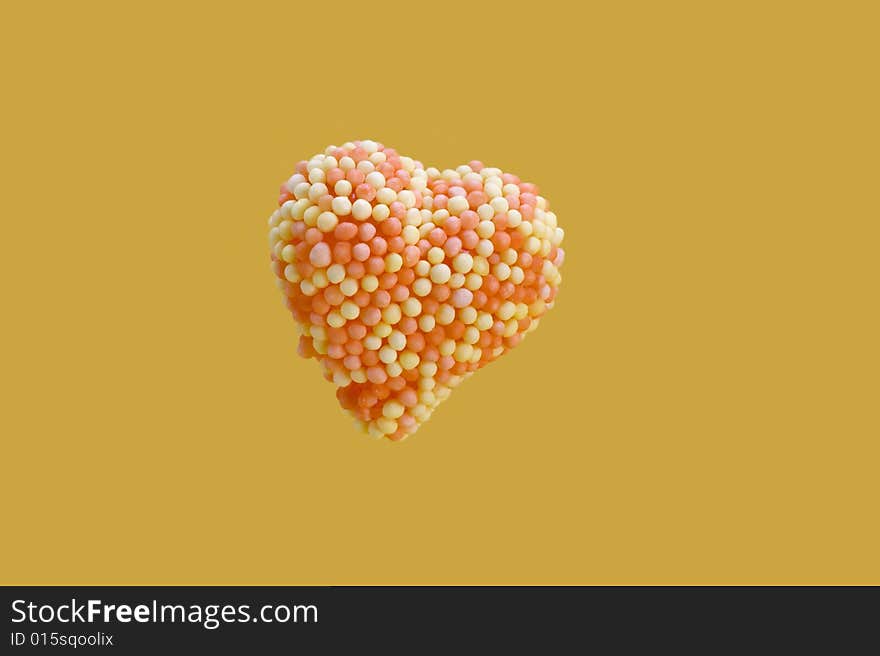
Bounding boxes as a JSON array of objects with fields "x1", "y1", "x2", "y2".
[
  {"x1": 376, "y1": 416, "x2": 398, "y2": 435},
  {"x1": 419, "y1": 362, "x2": 438, "y2": 378},
  {"x1": 278, "y1": 220, "x2": 294, "y2": 241},
  {"x1": 284, "y1": 264, "x2": 300, "y2": 283},
  {"x1": 334, "y1": 179, "x2": 352, "y2": 196},
  {"x1": 398, "y1": 190, "x2": 416, "y2": 208},
  {"x1": 385, "y1": 361, "x2": 403, "y2": 377},
  {"x1": 427, "y1": 247, "x2": 445, "y2": 265},
  {"x1": 509, "y1": 266, "x2": 525, "y2": 285},
  {"x1": 413, "y1": 278, "x2": 432, "y2": 297},
  {"x1": 459, "y1": 306, "x2": 477, "y2": 324},
  {"x1": 364, "y1": 335, "x2": 382, "y2": 350},
  {"x1": 515, "y1": 303, "x2": 529, "y2": 320},
  {"x1": 473, "y1": 256, "x2": 490, "y2": 276},
  {"x1": 476, "y1": 220, "x2": 496, "y2": 239},
  {"x1": 308, "y1": 182, "x2": 328, "y2": 202},
  {"x1": 418, "y1": 314, "x2": 436, "y2": 332},
  {"x1": 373, "y1": 322, "x2": 392, "y2": 338},
  {"x1": 402, "y1": 297, "x2": 422, "y2": 317},
  {"x1": 303, "y1": 205, "x2": 320, "y2": 226},
  {"x1": 372, "y1": 204, "x2": 391, "y2": 221},
  {"x1": 414, "y1": 260, "x2": 430, "y2": 277},
  {"x1": 331, "y1": 196, "x2": 352, "y2": 216},
  {"x1": 399, "y1": 351, "x2": 420, "y2": 370},
  {"x1": 281, "y1": 244, "x2": 296, "y2": 263},
  {"x1": 447, "y1": 196, "x2": 469, "y2": 215},
  {"x1": 402, "y1": 225, "x2": 420, "y2": 244},
  {"x1": 317, "y1": 211, "x2": 339, "y2": 232},
  {"x1": 293, "y1": 182, "x2": 311, "y2": 199},
  {"x1": 436, "y1": 304, "x2": 455, "y2": 326},
  {"x1": 493, "y1": 262, "x2": 511, "y2": 281},
  {"x1": 388, "y1": 330, "x2": 407, "y2": 351},
  {"x1": 439, "y1": 339, "x2": 456, "y2": 356},
  {"x1": 384, "y1": 252, "x2": 404, "y2": 273},
  {"x1": 376, "y1": 187, "x2": 397, "y2": 205},
  {"x1": 340, "y1": 278, "x2": 359, "y2": 296},
  {"x1": 308, "y1": 167, "x2": 325, "y2": 184},
  {"x1": 292, "y1": 199, "x2": 309, "y2": 220},
  {"x1": 360, "y1": 275, "x2": 379, "y2": 293},
  {"x1": 452, "y1": 253, "x2": 474, "y2": 274},
  {"x1": 299, "y1": 279, "x2": 317, "y2": 295},
  {"x1": 312, "y1": 270, "x2": 329, "y2": 288},
  {"x1": 463, "y1": 326, "x2": 480, "y2": 345},
  {"x1": 476, "y1": 312, "x2": 493, "y2": 331},
  {"x1": 476, "y1": 239, "x2": 494, "y2": 257},
  {"x1": 532, "y1": 219, "x2": 546, "y2": 239},
  {"x1": 490, "y1": 196, "x2": 509, "y2": 214},
  {"x1": 435, "y1": 386, "x2": 452, "y2": 401},
  {"x1": 341, "y1": 301, "x2": 360, "y2": 320},
  {"x1": 449, "y1": 273, "x2": 465, "y2": 289},
  {"x1": 327, "y1": 311, "x2": 345, "y2": 328},
  {"x1": 383, "y1": 400, "x2": 405, "y2": 419},
  {"x1": 379, "y1": 346, "x2": 398, "y2": 364},
  {"x1": 454, "y1": 343, "x2": 474, "y2": 362},
  {"x1": 464, "y1": 273, "x2": 483, "y2": 291},
  {"x1": 327, "y1": 263, "x2": 346, "y2": 284},
  {"x1": 351, "y1": 199, "x2": 372, "y2": 221},
  {"x1": 497, "y1": 301, "x2": 516, "y2": 321},
  {"x1": 365, "y1": 171, "x2": 386, "y2": 189},
  {"x1": 382, "y1": 303, "x2": 402, "y2": 325},
  {"x1": 406, "y1": 207, "x2": 424, "y2": 226},
  {"x1": 430, "y1": 263, "x2": 452, "y2": 284},
  {"x1": 351, "y1": 369, "x2": 367, "y2": 384}
]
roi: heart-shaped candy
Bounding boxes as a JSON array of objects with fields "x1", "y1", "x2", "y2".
[{"x1": 269, "y1": 141, "x2": 565, "y2": 440}]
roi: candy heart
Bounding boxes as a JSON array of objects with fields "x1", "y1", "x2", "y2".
[{"x1": 268, "y1": 140, "x2": 565, "y2": 441}]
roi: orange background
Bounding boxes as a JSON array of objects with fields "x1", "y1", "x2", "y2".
[{"x1": 1, "y1": 1, "x2": 878, "y2": 584}]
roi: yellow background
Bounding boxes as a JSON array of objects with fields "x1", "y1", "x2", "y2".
[{"x1": 1, "y1": 2, "x2": 878, "y2": 584}]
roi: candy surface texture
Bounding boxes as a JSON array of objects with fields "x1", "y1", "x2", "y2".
[{"x1": 269, "y1": 141, "x2": 565, "y2": 441}]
